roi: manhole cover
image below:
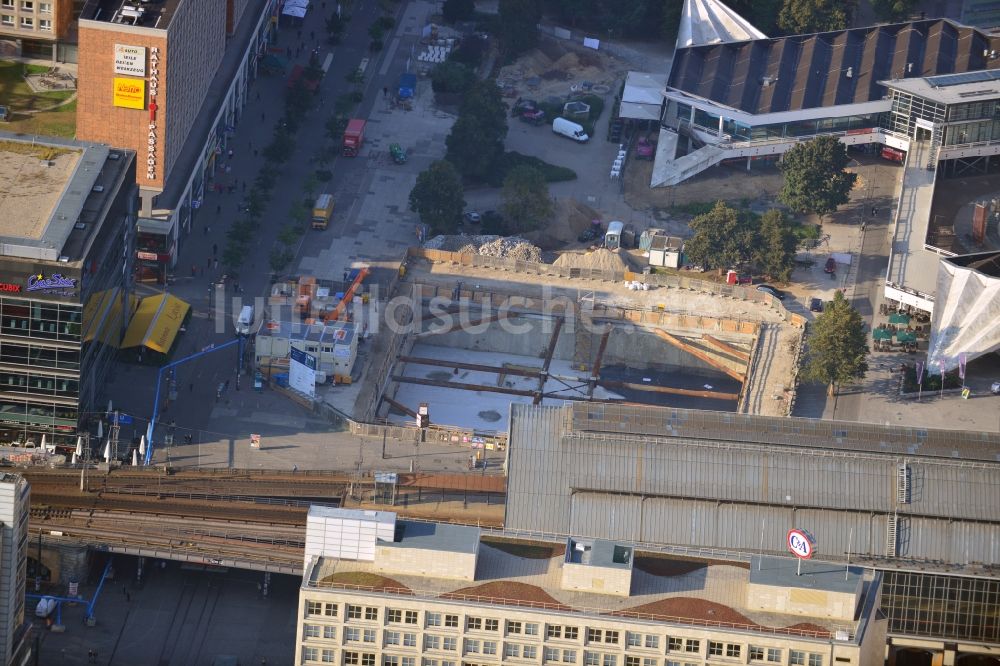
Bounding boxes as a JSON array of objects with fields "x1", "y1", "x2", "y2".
[{"x1": 478, "y1": 410, "x2": 502, "y2": 422}]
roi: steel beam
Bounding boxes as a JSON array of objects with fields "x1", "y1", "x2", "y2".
[
  {"x1": 398, "y1": 356, "x2": 541, "y2": 378},
  {"x1": 651, "y1": 329, "x2": 745, "y2": 382},
  {"x1": 382, "y1": 396, "x2": 417, "y2": 418},
  {"x1": 390, "y1": 375, "x2": 539, "y2": 398},
  {"x1": 599, "y1": 380, "x2": 739, "y2": 401},
  {"x1": 701, "y1": 334, "x2": 750, "y2": 362},
  {"x1": 587, "y1": 326, "x2": 613, "y2": 399}
]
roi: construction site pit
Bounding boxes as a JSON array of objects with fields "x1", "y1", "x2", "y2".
[{"x1": 377, "y1": 288, "x2": 759, "y2": 433}]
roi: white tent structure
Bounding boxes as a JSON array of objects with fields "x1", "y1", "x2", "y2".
[
  {"x1": 676, "y1": 0, "x2": 766, "y2": 47},
  {"x1": 620, "y1": 72, "x2": 668, "y2": 121},
  {"x1": 927, "y1": 252, "x2": 1000, "y2": 372}
]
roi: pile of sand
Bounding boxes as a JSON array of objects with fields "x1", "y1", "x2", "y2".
[
  {"x1": 552, "y1": 248, "x2": 628, "y2": 272},
  {"x1": 498, "y1": 38, "x2": 624, "y2": 99},
  {"x1": 523, "y1": 198, "x2": 602, "y2": 250},
  {"x1": 423, "y1": 234, "x2": 542, "y2": 262}
]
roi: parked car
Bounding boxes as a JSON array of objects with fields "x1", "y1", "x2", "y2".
[
  {"x1": 824, "y1": 257, "x2": 837, "y2": 273},
  {"x1": 809, "y1": 297, "x2": 824, "y2": 313},
  {"x1": 756, "y1": 284, "x2": 785, "y2": 300},
  {"x1": 991, "y1": 381, "x2": 1000, "y2": 395},
  {"x1": 636, "y1": 137, "x2": 654, "y2": 159},
  {"x1": 463, "y1": 211, "x2": 481, "y2": 224},
  {"x1": 519, "y1": 108, "x2": 545, "y2": 125}
]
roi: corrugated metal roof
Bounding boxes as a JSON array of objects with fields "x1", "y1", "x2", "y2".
[{"x1": 506, "y1": 404, "x2": 1000, "y2": 576}]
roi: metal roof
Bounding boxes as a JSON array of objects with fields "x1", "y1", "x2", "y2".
[
  {"x1": 668, "y1": 19, "x2": 1000, "y2": 115},
  {"x1": 505, "y1": 404, "x2": 1000, "y2": 576}
]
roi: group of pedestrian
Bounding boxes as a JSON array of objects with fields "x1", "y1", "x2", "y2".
[{"x1": 87, "y1": 649, "x2": 99, "y2": 663}]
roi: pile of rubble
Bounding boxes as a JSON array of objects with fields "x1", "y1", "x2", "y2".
[{"x1": 423, "y1": 234, "x2": 543, "y2": 262}]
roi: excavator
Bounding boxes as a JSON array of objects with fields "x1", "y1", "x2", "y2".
[{"x1": 322, "y1": 266, "x2": 370, "y2": 323}]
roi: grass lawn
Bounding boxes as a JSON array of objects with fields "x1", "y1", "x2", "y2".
[{"x1": 0, "y1": 60, "x2": 76, "y2": 137}]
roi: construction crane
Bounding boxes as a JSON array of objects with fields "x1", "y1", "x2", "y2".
[{"x1": 323, "y1": 266, "x2": 370, "y2": 323}]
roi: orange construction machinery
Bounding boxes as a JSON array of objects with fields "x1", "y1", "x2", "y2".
[{"x1": 324, "y1": 266, "x2": 370, "y2": 323}]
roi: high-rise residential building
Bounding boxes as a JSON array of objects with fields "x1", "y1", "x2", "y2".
[
  {"x1": 76, "y1": 0, "x2": 277, "y2": 281},
  {"x1": 295, "y1": 508, "x2": 887, "y2": 666},
  {"x1": 0, "y1": 133, "x2": 135, "y2": 448},
  {"x1": 0, "y1": 0, "x2": 74, "y2": 62},
  {"x1": 0, "y1": 473, "x2": 31, "y2": 666}
]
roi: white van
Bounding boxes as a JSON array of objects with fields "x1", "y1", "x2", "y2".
[
  {"x1": 235, "y1": 305, "x2": 254, "y2": 336},
  {"x1": 552, "y1": 117, "x2": 589, "y2": 142}
]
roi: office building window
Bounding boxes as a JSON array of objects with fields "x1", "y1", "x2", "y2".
[
  {"x1": 307, "y1": 601, "x2": 323, "y2": 616},
  {"x1": 483, "y1": 641, "x2": 497, "y2": 655},
  {"x1": 364, "y1": 607, "x2": 378, "y2": 621},
  {"x1": 401, "y1": 659, "x2": 415, "y2": 666},
  {"x1": 708, "y1": 642, "x2": 723, "y2": 657},
  {"x1": 362, "y1": 655, "x2": 375, "y2": 666},
  {"x1": 321, "y1": 650, "x2": 335, "y2": 664},
  {"x1": 467, "y1": 617, "x2": 482, "y2": 631},
  {"x1": 790, "y1": 651, "x2": 806, "y2": 665},
  {"x1": 38, "y1": 17, "x2": 50, "y2": 30},
  {"x1": 603, "y1": 656, "x2": 617, "y2": 666},
  {"x1": 604, "y1": 631, "x2": 618, "y2": 645},
  {"x1": 625, "y1": 658, "x2": 640, "y2": 666},
  {"x1": 685, "y1": 640, "x2": 700, "y2": 653},
  {"x1": 405, "y1": 611, "x2": 418, "y2": 625},
  {"x1": 642, "y1": 660, "x2": 658, "y2": 666},
  {"x1": 21, "y1": 0, "x2": 32, "y2": 9},
  {"x1": 383, "y1": 658, "x2": 398, "y2": 666},
  {"x1": 525, "y1": 623, "x2": 539, "y2": 636},
  {"x1": 548, "y1": 625, "x2": 563, "y2": 639},
  {"x1": 584, "y1": 653, "x2": 600, "y2": 666},
  {"x1": 387, "y1": 609, "x2": 402, "y2": 623},
  {"x1": 505, "y1": 644, "x2": 520, "y2": 658},
  {"x1": 424, "y1": 659, "x2": 439, "y2": 666},
  {"x1": 627, "y1": 633, "x2": 641, "y2": 647},
  {"x1": 363, "y1": 630, "x2": 376, "y2": 643},
  {"x1": 384, "y1": 631, "x2": 400, "y2": 647},
  {"x1": 767, "y1": 649, "x2": 782, "y2": 663},
  {"x1": 808, "y1": 656, "x2": 823, "y2": 666},
  {"x1": 587, "y1": 629, "x2": 601, "y2": 643},
  {"x1": 426, "y1": 612, "x2": 441, "y2": 627},
  {"x1": 726, "y1": 644, "x2": 741, "y2": 658},
  {"x1": 507, "y1": 621, "x2": 522, "y2": 634},
  {"x1": 563, "y1": 650, "x2": 577, "y2": 663},
  {"x1": 0, "y1": 1, "x2": 13, "y2": 9},
  {"x1": 750, "y1": 647, "x2": 764, "y2": 661},
  {"x1": 403, "y1": 633, "x2": 417, "y2": 647},
  {"x1": 484, "y1": 619, "x2": 499, "y2": 632},
  {"x1": 39, "y1": 1, "x2": 50, "y2": 11},
  {"x1": 545, "y1": 648, "x2": 561, "y2": 662},
  {"x1": 523, "y1": 646, "x2": 538, "y2": 659},
  {"x1": 425, "y1": 635, "x2": 440, "y2": 650},
  {"x1": 344, "y1": 653, "x2": 359, "y2": 666},
  {"x1": 0, "y1": 15, "x2": 12, "y2": 25},
  {"x1": 344, "y1": 628, "x2": 360, "y2": 642},
  {"x1": 645, "y1": 635, "x2": 658, "y2": 649},
  {"x1": 324, "y1": 626, "x2": 336, "y2": 640},
  {"x1": 324, "y1": 603, "x2": 338, "y2": 617},
  {"x1": 565, "y1": 627, "x2": 579, "y2": 640},
  {"x1": 304, "y1": 625, "x2": 321, "y2": 639},
  {"x1": 347, "y1": 605, "x2": 362, "y2": 619},
  {"x1": 443, "y1": 637, "x2": 457, "y2": 651},
  {"x1": 302, "y1": 647, "x2": 318, "y2": 662},
  {"x1": 19, "y1": 16, "x2": 32, "y2": 28},
  {"x1": 444, "y1": 614, "x2": 458, "y2": 628},
  {"x1": 464, "y1": 638, "x2": 481, "y2": 654}
]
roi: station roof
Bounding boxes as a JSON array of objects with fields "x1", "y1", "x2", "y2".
[
  {"x1": 380, "y1": 521, "x2": 481, "y2": 555},
  {"x1": 884, "y1": 68, "x2": 1000, "y2": 105},
  {"x1": 668, "y1": 19, "x2": 1000, "y2": 115}
]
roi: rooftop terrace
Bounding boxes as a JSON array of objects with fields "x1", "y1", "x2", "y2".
[{"x1": 81, "y1": 0, "x2": 183, "y2": 29}]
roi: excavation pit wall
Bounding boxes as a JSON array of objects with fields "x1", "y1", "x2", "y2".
[{"x1": 379, "y1": 295, "x2": 758, "y2": 431}]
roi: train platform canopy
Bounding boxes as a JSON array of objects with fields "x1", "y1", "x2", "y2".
[
  {"x1": 620, "y1": 72, "x2": 668, "y2": 121},
  {"x1": 676, "y1": 0, "x2": 766, "y2": 48},
  {"x1": 120, "y1": 293, "x2": 190, "y2": 354},
  {"x1": 927, "y1": 252, "x2": 1000, "y2": 372}
]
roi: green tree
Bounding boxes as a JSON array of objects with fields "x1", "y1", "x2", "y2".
[
  {"x1": 682, "y1": 201, "x2": 758, "y2": 270},
  {"x1": 871, "y1": 0, "x2": 916, "y2": 21},
  {"x1": 801, "y1": 291, "x2": 869, "y2": 395},
  {"x1": 445, "y1": 80, "x2": 508, "y2": 182},
  {"x1": 724, "y1": 0, "x2": 782, "y2": 34},
  {"x1": 777, "y1": 0, "x2": 852, "y2": 34},
  {"x1": 499, "y1": 0, "x2": 541, "y2": 58},
  {"x1": 753, "y1": 209, "x2": 798, "y2": 282},
  {"x1": 443, "y1": 0, "x2": 475, "y2": 22},
  {"x1": 409, "y1": 160, "x2": 466, "y2": 234},
  {"x1": 501, "y1": 165, "x2": 553, "y2": 233},
  {"x1": 778, "y1": 135, "x2": 857, "y2": 217},
  {"x1": 431, "y1": 61, "x2": 476, "y2": 94}
]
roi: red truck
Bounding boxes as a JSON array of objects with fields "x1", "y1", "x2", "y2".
[{"x1": 343, "y1": 119, "x2": 366, "y2": 156}]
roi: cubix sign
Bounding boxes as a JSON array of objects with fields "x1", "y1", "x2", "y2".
[{"x1": 786, "y1": 528, "x2": 816, "y2": 559}]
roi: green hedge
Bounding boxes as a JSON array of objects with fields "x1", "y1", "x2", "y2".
[{"x1": 486, "y1": 152, "x2": 577, "y2": 187}]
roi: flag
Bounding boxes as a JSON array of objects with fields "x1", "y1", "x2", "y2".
[
  {"x1": 959, "y1": 354, "x2": 967, "y2": 380},
  {"x1": 916, "y1": 361, "x2": 924, "y2": 385}
]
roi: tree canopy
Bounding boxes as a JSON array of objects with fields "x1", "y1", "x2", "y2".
[
  {"x1": 683, "y1": 201, "x2": 758, "y2": 270},
  {"x1": 499, "y1": 0, "x2": 542, "y2": 58},
  {"x1": 752, "y1": 209, "x2": 798, "y2": 282},
  {"x1": 871, "y1": 0, "x2": 917, "y2": 21},
  {"x1": 442, "y1": 0, "x2": 475, "y2": 23},
  {"x1": 445, "y1": 80, "x2": 508, "y2": 183},
  {"x1": 778, "y1": 135, "x2": 858, "y2": 217},
  {"x1": 409, "y1": 160, "x2": 466, "y2": 234},
  {"x1": 501, "y1": 165, "x2": 553, "y2": 233},
  {"x1": 801, "y1": 291, "x2": 869, "y2": 395},
  {"x1": 777, "y1": 0, "x2": 853, "y2": 34}
]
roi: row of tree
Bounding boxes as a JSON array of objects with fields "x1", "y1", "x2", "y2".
[{"x1": 683, "y1": 204, "x2": 798, "y2": 281}]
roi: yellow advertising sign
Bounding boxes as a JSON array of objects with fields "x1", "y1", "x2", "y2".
[{"x1": 112, "y1": 77, "x2": 145, "y2": 109}]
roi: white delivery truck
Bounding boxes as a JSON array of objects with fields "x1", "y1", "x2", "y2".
[
  {"x1": 552, "y1": 117, "x2": 589, "y2": 142},
  {"x1": 235, "y1": 305, "x2": 254, "y2": 336}
]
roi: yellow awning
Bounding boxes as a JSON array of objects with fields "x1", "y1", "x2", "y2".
[
  {"x1": 82, "y1": 288, "x2": 139, "y2": 346},
  {"x1": 121, "y1": 293, "x2": 190, "y2": 354}
]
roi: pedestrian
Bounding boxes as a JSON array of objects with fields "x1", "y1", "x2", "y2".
[
  {"x1": 214, "y1": 259, "x2": 219, "y2": 270},
  {"x1": 227, "y1": 148, "x2": 234, "y2": 159},
  {"x1": 261, "y1": 111, "x2": 265, "y2": 122},
  {"x1": 297, "y1": 28, "x2": 302, "y2": 39},
  {"x1": 225, "y1": 379, "x2": 230, "y2": 390},
  {"x1": 242, "y1": 181, "x2": 247, "y2": 193},
  {"x1": 126, "y1": 592, "x2": 131, "y2": 602},
  {"x1": 383, "y1": 86, "x2": 388, "y2": 98},
  {"x1": 206, "y1": 225, "x2": 211, "y2": 235},
  {"x1": 206, "y1": 257, "x2": 211, "y2": 269},
  {"x1": 216, "y1": 203, "x2": 221, "y2": 215},
  {"x1": 253, "y1": 149, "x2": 258, "y2": 158},
  {"x1": 212, "y1": 243, "x2": 218, "y2": 256},
  {"x1": 310, "y1": 30, "x2": 315, "y2": 41},
  {"x1": 191, "y1": 265, "x2": 196, "y2": 277},
  {"x1": 256, "y1": 91, "x2": 261, "y2": 101},
  {"x1": 286, "y1": 46, "x2": 291, "y2": 58},
  {"x1": 122, "y1": 583, "x2": 127, "y2": 597},
  {"x1": 189, "y1": 383, "x2": 194, "y2": 393},
  {"x1": 234, "y1": 280, "x2": 240, "y2": 293},
  {"x1": 227, "y1": 184, "x2": 235, "y2": 194}
]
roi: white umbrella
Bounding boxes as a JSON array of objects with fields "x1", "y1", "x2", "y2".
[
  {"x1": 131, "y1": 449, "x2": 138, "y2": 466},
  {"x1": 75, "y1": 437, "x2": 83, "y2": 457},
  {"x1": 97, "y1": 421, "x2": 104, "y2": 440},
  {"x1": 102, "y1": 442, "x2": 111, "y2": 462},
  {"x1": 41, "y1": 435, "x2": 46, "y2": 449},
  {"x1": 139, "y1": 436, "x2": 146, "y2": 456},
  {"x1": 71, "y1": 453, "x2": 78, "y2": 465}
]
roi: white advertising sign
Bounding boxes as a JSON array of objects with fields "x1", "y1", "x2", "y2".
[
  {"x1": 914, "y1": 117, "x2": 935, "y2": 131},
  {"x1": 289, "y1": 347, "x2": 317, "y2": 398},
  {"x1": 115, "y1": 44, "x2": 147, "y2": 76}
]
